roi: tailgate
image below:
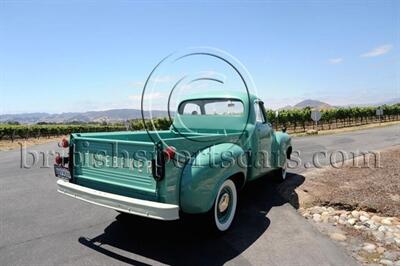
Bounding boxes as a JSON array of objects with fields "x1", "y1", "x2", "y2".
[{"x1": 72, "y1": 136, "x2": 157, "y2": 199}]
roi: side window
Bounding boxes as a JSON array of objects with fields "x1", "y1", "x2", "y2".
[
  {"x1": 182, "y1": 103, "x2": 201, "y2": 115},
  {"x1": 254, "y1": 102, "x2": 266, "y2": 123}
]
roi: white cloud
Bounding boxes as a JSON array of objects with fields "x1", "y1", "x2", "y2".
[
  {"x1": 328, "y1": 58, "x2": 343, "y2": 64},
  {"x1": 128, "y1": 75, "x2": 176, "y2": 90},
  {"x1": 128, "y1": 92, "x2": 164, "y2": 101},
  {"x1": 128, "y1": 81, "x2": 145, "y2": 89},
  {"x1": 361, "y1": 44, "x2": 393, "y2": 57},
  {"x1": 153, "y1": 75, "x2": 175, "y2": 83}
]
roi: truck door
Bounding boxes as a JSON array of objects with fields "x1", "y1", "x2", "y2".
[{"x1": 253, "y1": 100, "x2": 273, "y2": 177}]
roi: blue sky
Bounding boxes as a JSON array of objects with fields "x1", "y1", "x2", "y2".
[{"x1": 0, "y1": 1, "x2": 399, "y2": 114}]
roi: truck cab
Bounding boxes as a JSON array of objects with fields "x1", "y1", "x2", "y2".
[{"x1": 55, "y1": 91, "x2": 292, "y2": 232}]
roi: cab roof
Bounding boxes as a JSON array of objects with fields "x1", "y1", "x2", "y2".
[{"x1": 180, "y1": 90, "x2": 259, "y2": 103}]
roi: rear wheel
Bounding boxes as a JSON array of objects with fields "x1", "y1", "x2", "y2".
[
  {"x1": 209, "y1": 179, "x2": 237, "y2": 232},
  {"x1": 273, "y1": 164, "x2": 287, "y2": 183},
  {"x1": 278, "y1": 166, "x2": 287, "y2": 181}
]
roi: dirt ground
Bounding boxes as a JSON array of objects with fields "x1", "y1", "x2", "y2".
[
  {"x1": 0, "y1": 135, "x2": 68, "y2": 151},
  {"x1": 296, "y1": 145, "x2": 400, "y2": 217}
]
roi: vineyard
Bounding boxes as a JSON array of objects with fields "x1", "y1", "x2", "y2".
[
  {"x1": 266, "y1": 104, "x2": 400, "y2": 133},
  {"x1": 0, "y1": 118, "x2": 172, "y2": 141},
  {"x1": 1, "y1": 104, "x2": 399, "y2": 141}
]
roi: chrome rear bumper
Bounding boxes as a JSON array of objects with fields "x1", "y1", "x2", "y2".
[{"x1": 57, "y1": 179, "x2": 179, "y2": 220}]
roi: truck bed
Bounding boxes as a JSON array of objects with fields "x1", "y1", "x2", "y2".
[{"x1": 70, "y1": 130, "x2": 244, "y2": 202}]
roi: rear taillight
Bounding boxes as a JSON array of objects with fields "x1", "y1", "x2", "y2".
[
  {"x1": 55, "y1": 154, "x2": 69, "y2": 165},
  {"x1": 55, "y1": 154, "x2": 63, "y2": 165},
  {"x1": 56, "y1": 138, "x2": 70, "y2": 166},
  {"x1": 61, "y1": 138, "x2": 69, "y2": 148},
  {"x1": 164, "y1": 146, "x2": 176, "y2": 161}
]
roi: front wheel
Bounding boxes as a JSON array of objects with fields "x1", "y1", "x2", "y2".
[{"x1": 209, "y1": 179, "x2": 237, "y2": 232}]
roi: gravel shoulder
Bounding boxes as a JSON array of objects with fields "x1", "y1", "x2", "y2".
[
  {"x1": 297, "y1": 145, "x2": 400, "y2": 217},
  {"x1": 286, "y1": 145, "x2": 400, "y2": 265}
]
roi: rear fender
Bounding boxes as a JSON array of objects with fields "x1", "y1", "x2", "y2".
[
  {"x1": 179, "y1": 143, "x2": 247, "y2": 214},
  {"x1": 272, "y1": 132, "x2": 292, "y2": 168}
]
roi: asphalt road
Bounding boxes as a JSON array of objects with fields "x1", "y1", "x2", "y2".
[{"x1": 0, "y1": 125, "x2": 399, "y2": 265}]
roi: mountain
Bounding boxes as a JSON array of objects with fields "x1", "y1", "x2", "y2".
[
  {"x1": 3, "y1": 97, "x2": 398, "y2": 124},
  {"x1": 0, "y1": 109, "x2": 171, "y2": 124},
  {"x1": 280, "y1": 99, "x2": 334, "y2": 110},
  {"x1": 279, "y1": 98, "x2": 400, "y2": 110},
  {"x1": 342, "y1": 98, "x2": 400, "y2": 108},
  {"x1": 365, "y1": 98, "x2": 400, "y2": 107}
]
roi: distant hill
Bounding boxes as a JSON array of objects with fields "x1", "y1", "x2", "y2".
[
  {"x1": 293, "y1": 99, "x2": 334, "y2": 109},
  {"x1": 280, "y1": 97, "x2": 400, "y2": 110},
  {"x1": 2, "y1": 97, "x2": 398, "y2": 124},
  {"x1": 386, "y1": 98, "x2": 400, "y2": 105},
  {"x1": 280, "y1": 99, "x2": 334, "y2": 110},
  {"x1": 338, "y1": 98, "x2": 400, "y2": 108},
  {"x1": 0, "y1": 109, "x2": 170, "y2": 124},
  {"x1": 349, "y1": 98, "x2": 400, "y2": 107}
]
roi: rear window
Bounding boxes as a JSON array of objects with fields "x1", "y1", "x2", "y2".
[{"x1": 178, "y1": 99, "x2": 244, "y2": 116}]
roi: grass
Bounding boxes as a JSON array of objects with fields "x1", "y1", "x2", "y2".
[{"x1": 0, "y1": 135, "x2": 68, "y2": 151}]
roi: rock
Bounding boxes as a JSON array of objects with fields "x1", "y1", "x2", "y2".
[
  {"x1": 385, "y1": 237, "x2": 395, "y2": 245},
  {"x1": 311, "y1": 207, "x2": 323, "y2": 215},
  {"x1": 351, "y1": 210, "x2": 360, "y2": 218},
  {"x1": 354, "y1": 225, "x2": 366, "y2": 230},
  {"x1": 338, "y1": 218, "x2": 346, "y2": 225},
  {"x1": 377, "y1": 247, "x2": 386, "y2": 254},
  {"x1": 380, "y1": 259, "x2": 394, "y2": 265},
  {"x1": 327, "y1": 207, "x2": 335, "y2": 213},
  {"x1": 302, "y1": 211, "x2": 310, "y2": 218},
  {"x1": 330, "y1": 233, "x2": 347, "y2": 241},
  {"x1": 383, "y1": 251, "x2": 400, "y2": 261},
  {"x1": 394, "y1": 238, "x2": 400, "y2": 245},
  {"x1": 360, "y1": 212, "x2": 370, "y2": 219},
  {"x1": 328, "y1": 216, "x2": 337, "y2": 223},
  {"x1": 362, "y1": 243, "x2": 376, "y2": 253},
  {"x1": 313, "y1": 214, "x2": 322, "y2": 222},
  {"x1": 321, "y1": 211, "x2": 329, "y2": 223},
  {"x1": 372, "y1": 230, "x2": 385, "y2": 241},
  {"x1": 371, "y1": 215, "x2": 382, "y2": 223},
  {"x1": 382, "y1": 218, "x2": 393, "y2": 225},
  {"x1": 394, "y1": 260, "x2": 400, "y2": 266},
  {"x1": 386, "y1": 232, "x2": 394, "y2": 238},
  {"x1": 359, "y1": 215, "x2": 369, "y2": 222},
  {"x1": 347, "y1": 218, "x2": 357, "y2": 225},
  {"x1": 365, "y1": 220, "x2": 377, "y2": 230},
  {"x1": 379, "y1": 225, "x2": 389, "y2": 232}
]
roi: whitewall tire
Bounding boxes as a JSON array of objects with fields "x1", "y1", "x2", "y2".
[{"x1": 212, "y1": 179, "x2": 237, "y2": 232}]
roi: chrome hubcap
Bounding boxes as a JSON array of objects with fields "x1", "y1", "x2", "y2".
[{"x1": 218, "y1": 193, "x2": 230, "y2": 213}]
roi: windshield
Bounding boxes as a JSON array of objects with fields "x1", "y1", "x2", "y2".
[{"x1": 178, "y1": 99, "x2": 244, "y2": 116}]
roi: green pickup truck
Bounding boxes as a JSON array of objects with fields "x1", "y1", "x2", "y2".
[{"x1": 55, "y1": 91, "x2": 292, "y2": 232}]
